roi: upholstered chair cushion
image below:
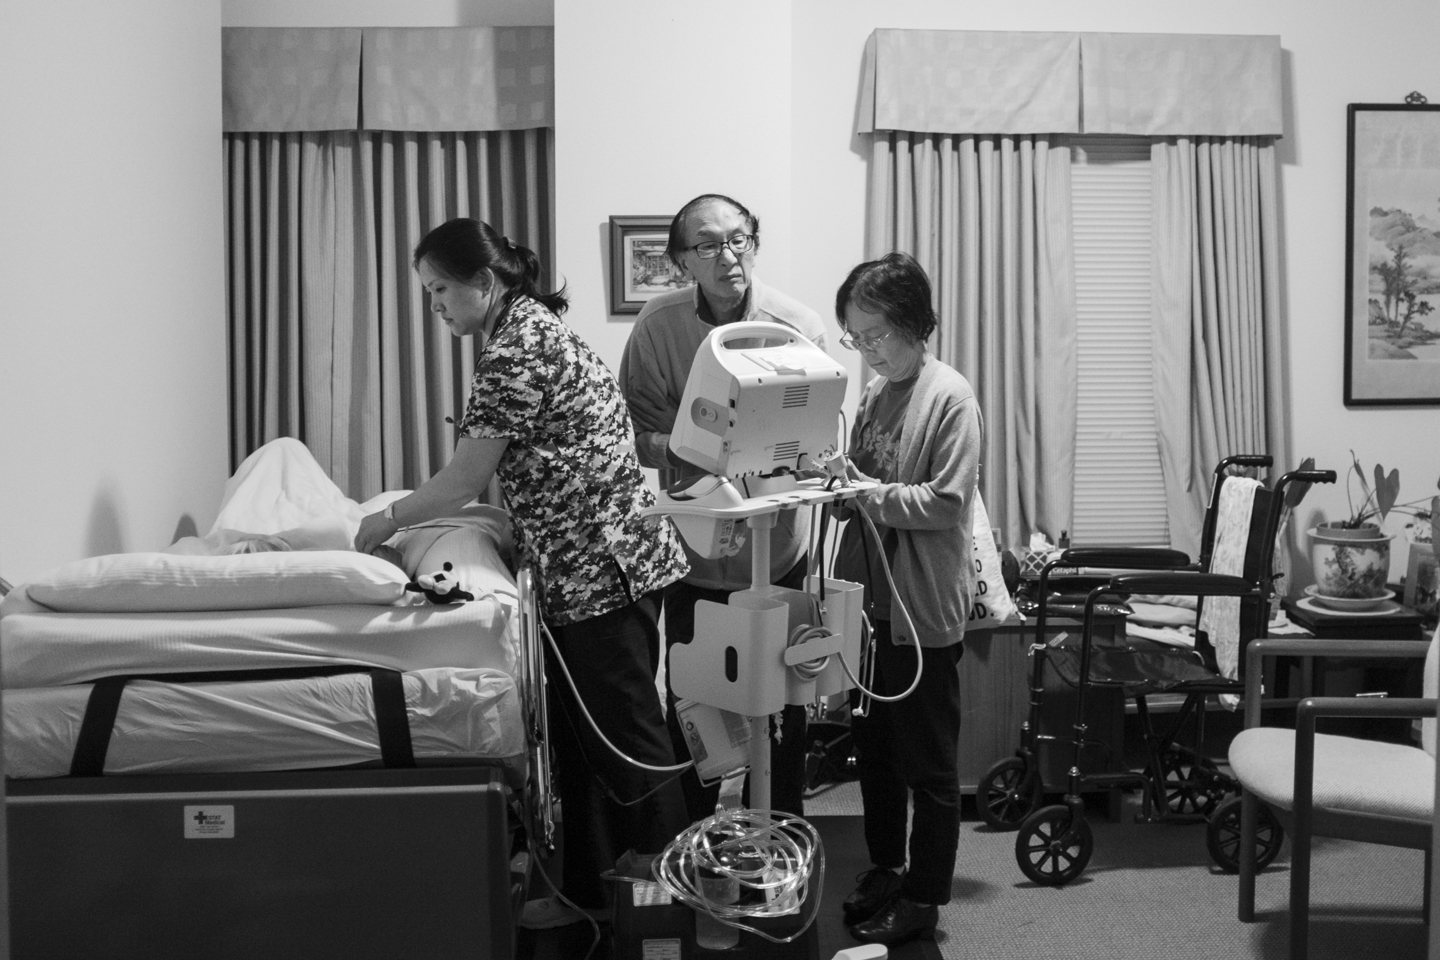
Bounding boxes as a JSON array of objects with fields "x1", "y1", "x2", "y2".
[{"x1": 1230, "y1": 727, "x2": 1435, "y2": 822}]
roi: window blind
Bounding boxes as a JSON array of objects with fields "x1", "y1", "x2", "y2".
[{"x1": 1070, "y1": 136, "x2": 1168, "y2": 546}]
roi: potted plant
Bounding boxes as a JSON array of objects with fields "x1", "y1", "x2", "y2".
[{"x1": 1308, "y1": 451, "x2": 1439, "y2": 603}]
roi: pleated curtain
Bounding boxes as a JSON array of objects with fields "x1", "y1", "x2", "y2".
[
  {"x1": 223, "y1": 128, "x2": 553, "y2": 499},
  {"x1": 866, "y1": 132, "x2": 1077, "y2": 550},
  {"x1": 1151, "y1": 136, "x2": 1285, "y2": 559},
  {"x1": 858, "y1": 29, "x2": 1285, "y2": 552},
  {"x1": 222, "y1": 27, "x2": 555, "y2": 501}
]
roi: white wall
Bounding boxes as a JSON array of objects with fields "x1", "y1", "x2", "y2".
[
  {"x1": 552, "y1": 0, "x2": 1439, "y2": 582},
  {"x1": 785, "y1": 0, "x2": 1440, "y2": 582},
  {"x1": 6, "y1": 0, "x2": 1433, "y2": 590},
  {"x1": 553, "y1": 1, "x2": 795, "y2": 376},
  {"x1": 0, "y1": 1, "x2": 227, "y2": 585}
]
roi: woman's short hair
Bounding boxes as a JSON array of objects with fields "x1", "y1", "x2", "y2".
[
  {"x1": 834, "y1": 252, "x2": 937, "y2": 344},
  {"x1": 665, "y1": 194, "x2": 761, "y2": 268},
  {"x1": 413, "y1": 218, "x2": 568, "y2": 315}
]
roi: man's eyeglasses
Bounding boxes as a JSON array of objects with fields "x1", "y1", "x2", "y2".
[
  {"x1": 687, "y1": 234, "x2": 757, "y2": 260},
  {"x1": 839, "y1": 329, "x2": 896, "y2": 351}
]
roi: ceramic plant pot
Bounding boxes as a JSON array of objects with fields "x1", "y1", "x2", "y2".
[{"x1": 1308, "y1": 522, "x2": 1393, "y2": 599}]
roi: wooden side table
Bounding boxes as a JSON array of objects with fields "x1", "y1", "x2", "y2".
[
  {"x1": 1282, "y1": 598, "x2": 1426, "y2": 643},
  {"x1": 1277, "y1": 598, "x2": 1426, "y2": 741}
]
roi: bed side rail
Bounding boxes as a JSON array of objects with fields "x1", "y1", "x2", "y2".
[{"x1": 516, "y1": 567, "x2": 556, "y2": 856}]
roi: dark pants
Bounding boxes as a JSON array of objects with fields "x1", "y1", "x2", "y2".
[
  {"x1": 852, "y1": 621, "x2": 963, "y2": 906},
  {"x1": 663, "y1": 557, "x2": 809, "y2": 822},
  {"x1": 545, "y1": 591, "x2": 688, "y2": 909}
]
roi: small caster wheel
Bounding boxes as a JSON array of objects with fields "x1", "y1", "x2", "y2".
[
  {"x1": 1160, "y1": 746, "x2": 1222, "y2": 817},
  {"x1": 1206, "y1": 795, "x2": 1284, "y2": 873},
  {"x1": 1016, "y1": 804, "x2": 1093, "y2": 886},
  {"x1": 980, "y1": 757, "x2": 1042, "y2": 831}
]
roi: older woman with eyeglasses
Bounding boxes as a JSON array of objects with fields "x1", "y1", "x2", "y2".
[{"x1": 831, "y1": 251, "x2": 984, "y2": 948}]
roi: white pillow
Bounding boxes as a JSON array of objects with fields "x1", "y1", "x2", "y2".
[
  {"x1": 394, "y1": 517, "x2": 518, "y2": 605},
  {"x1": 970, "y1": 493, "x2": 1025, "y2": 631},
  {"x1": 26, "y1": 551, "x2": 410, "y2": 613}
]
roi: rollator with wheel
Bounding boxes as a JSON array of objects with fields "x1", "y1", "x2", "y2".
[{"x1": 978, "y1": 456, "x2": 1334, "y2": 885}]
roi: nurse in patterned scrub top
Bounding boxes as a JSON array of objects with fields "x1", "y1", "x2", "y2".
[{"x1": 354, "y1": 218, "x2": 691, "y2": 930}]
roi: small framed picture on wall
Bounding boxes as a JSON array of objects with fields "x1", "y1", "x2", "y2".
[
  {"x1": 609, "y1": 216, "x2": 692, "y2": 315},
  {"x1": 1344, "y1": 101, "x2": 1440, "y2": 405}
]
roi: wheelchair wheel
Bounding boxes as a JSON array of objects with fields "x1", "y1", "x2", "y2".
[
  {"x1": 1160, "y1": 747, "x2": 1226, "y2": 816},
  {"x1": 979, "y1": 757, "x2": 1042, "y2": 831},
  {"x1": 1015, "y1": 805, "x2": 1093, "y2": 886},
  {"x1": 1205, "y1": 795, "x2": 1284, "y2": 873}
]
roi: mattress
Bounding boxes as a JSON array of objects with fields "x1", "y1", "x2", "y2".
[
  {"x1": 4, "y1": 666, "x2": 525, "y2": 781},
  {"x1": 0, "y1": 588, "x2": 519, "y2": 689}
]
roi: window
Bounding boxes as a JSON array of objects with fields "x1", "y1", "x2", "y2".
[{"x1": 1069, "y1": 136, "x2": 1168, "y2": 546}]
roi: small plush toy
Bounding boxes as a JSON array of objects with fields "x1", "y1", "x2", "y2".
[{"x1": 406, "y1": 561, "x2": 474, "y2": 604}]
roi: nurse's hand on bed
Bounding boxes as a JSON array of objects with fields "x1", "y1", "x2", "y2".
[{"x1": 354, "y1": 510, "x2": 400, "y2": 555}]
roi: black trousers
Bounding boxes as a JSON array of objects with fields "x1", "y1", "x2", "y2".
[
  {"x1": 852, "y1": 622, "x2": 963, "y2": 905},
  {"x1": 544, "y1": 590, "x2": 688, "y2": 909},
  {"x1": 662, "y1": 557, "x2": 809, "y2": 822}
]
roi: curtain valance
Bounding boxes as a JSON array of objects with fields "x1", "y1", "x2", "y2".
[
  {"x1": 362, "y1": 28, "x2": 553, "y2": 132},
  {"x1": 1081, "y1": 34, "x2": 1282, "y2": 136},
  {"x1": 857, "y1": 30, "x2": 1081, "y2": 135},
  {"x1": 222, "y1": 26, "x2": 554, "y2": 133},
  {"x1": 222, "y1": 28, "x2": 362, "y2": 132},
  {"x1": 857, "y1": 29, "x2": 1283, "y2": 137}
]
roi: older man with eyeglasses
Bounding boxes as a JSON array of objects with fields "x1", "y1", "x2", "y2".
[{"x1": 618, "y1": 193, "x2": 827, "y2": 824}]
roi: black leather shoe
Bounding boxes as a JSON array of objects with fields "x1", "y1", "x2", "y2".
[
  {"x1": 849, "y1": 895, "x2": 939, "y2": 946},
  {"x1": 841, "y1": 867, "x2": 904, "y2": 925}
]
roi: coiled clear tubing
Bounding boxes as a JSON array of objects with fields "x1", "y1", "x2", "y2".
[{"x1": 654, "y1": 807, "x2": 825, "y2": 945}]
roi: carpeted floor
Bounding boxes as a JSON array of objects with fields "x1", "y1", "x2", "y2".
[
  {"x1": 523, "y1": 781, "x2": 1429, "y2": 960},
  {"x1": 815, "y1": 782, "x2": 1428, "y2": 960}
]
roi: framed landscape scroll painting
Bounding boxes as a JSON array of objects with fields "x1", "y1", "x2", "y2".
[{"x1": 1344, "y1": 102, "x2": 1440, "y2": 405}]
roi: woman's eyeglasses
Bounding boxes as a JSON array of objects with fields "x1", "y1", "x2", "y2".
[
  {"x1": 688, "y1": 234, "x2": 757, "y2": 260},
  {"x1": 838, "y1": 330, "x2": 896, "y2": 351}
]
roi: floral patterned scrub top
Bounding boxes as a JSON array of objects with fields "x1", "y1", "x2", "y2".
[{"x1": 456, "y1": 295, "x2": 690, "y2": 625}]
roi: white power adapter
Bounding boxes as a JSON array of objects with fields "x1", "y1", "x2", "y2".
[
  {"x1": 673, "y1": 697, "x2": 751, "y2": 784},
  {"x1": 830, "y1": 945, "x2": 888, "y2": 960}
]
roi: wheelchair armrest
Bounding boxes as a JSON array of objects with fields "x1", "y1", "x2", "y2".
[
  {"x1": 1244, "y1": 639, "x2": 1431, "y2": 727},
  {"x1": 1058, "y1": 547, "x2": 1193, "y2": 570},
  {"x1": 1106, "y1": 572, "x2": 1255, "y2": 597}
]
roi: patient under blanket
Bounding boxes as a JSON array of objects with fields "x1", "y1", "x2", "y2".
[{"x1": 168, "y1": 437, "x2": 514, "y2": 579}]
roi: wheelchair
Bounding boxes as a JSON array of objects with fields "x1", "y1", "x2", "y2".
[{"x1": 977, "y1": 456, "x2": 1334, "y2": 885}]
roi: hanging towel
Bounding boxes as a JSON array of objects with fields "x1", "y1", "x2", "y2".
[{"x1": 1197, "y1": 477, "x2": 1262, "y2": 681}]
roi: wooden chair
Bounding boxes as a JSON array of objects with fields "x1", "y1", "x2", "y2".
[{"x1": 1229, "y1": 626, "x2": 1437, "y2": 959}]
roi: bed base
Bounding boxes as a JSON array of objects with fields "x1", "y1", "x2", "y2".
[
  {"x1": 8, "y1": 765, "x2": 527, "y2": 960},
  {"x1": 0, "y1": 565, "x2": 555, "y2": 960}
]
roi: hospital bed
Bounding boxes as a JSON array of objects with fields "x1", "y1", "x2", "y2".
[{"x1": 0, "y1": 467, "x2": 554, "y2": 959}]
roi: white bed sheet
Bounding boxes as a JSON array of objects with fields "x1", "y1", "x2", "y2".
[
  {"x1": 0, "y1": 590, "x2": 519, "y2": 689},
  {"x1": 4, "y1": 666, "x2": 525, "y2": 780}
]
